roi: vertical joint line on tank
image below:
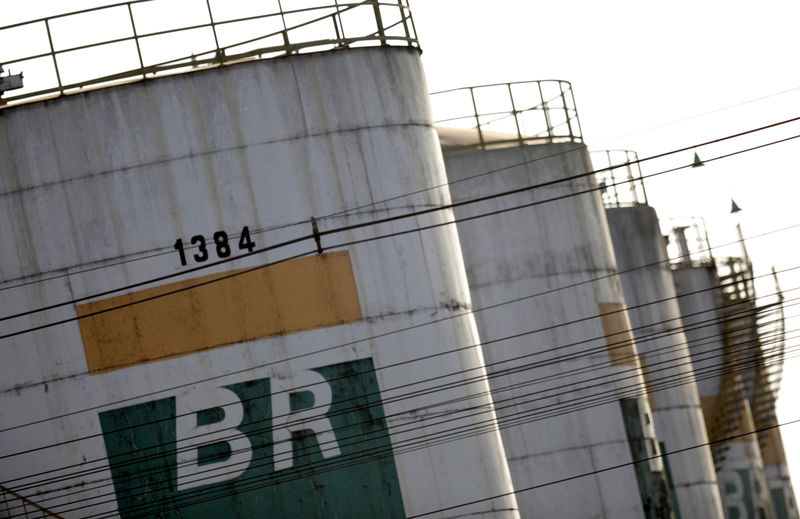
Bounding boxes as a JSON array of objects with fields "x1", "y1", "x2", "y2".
[{"x1": 311, "y1": 216, "x2": 324, "y2": 254}]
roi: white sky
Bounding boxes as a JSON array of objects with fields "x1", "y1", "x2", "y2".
[
  {"x1": 414, "y1": 0, "x2": 800, "y2": 500},
  {"x1": 3, "y1": 0, "x2": 800, "y2": 506}
]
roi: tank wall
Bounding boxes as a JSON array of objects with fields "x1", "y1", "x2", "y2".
[
  {"x1": 673, "y1": 266, "x2": 775, "y2": 519},
  {"x1": 763, "y1": 421, "x2": 799, "y2": 519},
  {"x1": 606, "y1": 205, "x2": 723, "y2": 519},
  {"x1": 0, "y1": 48, "x2": 519, "y2": 518},
  {"x1": 672, "y1": 266, "x2": 726, "y2": 398},
  {"x1": 444, "y1": 142, "x2": 670, "y2": 518},
  {"x1": 716, "y1": 400, "x2": 775, "y2": 519}
]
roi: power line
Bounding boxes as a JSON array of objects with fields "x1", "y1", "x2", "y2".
[
  {"x1": 596, "y1": 85, "x2": 800, "y2": 144},
  {"x1": 43, "y1": 329, "x2": 800, "y2": 519},
  {"x1": 7, "y1": 288, "x2": 797, "y2": 510},
  {"x1": 3, "y1": 217, "x2": 798, "y2": 441},
  {"x1": 2, "y1": 130, "x2": 798, "y2": 371},
  {"x1": 5, "y1": 106, "x2": 795, "y2": 294},
  {"x1": 404, "y1": 416, "x2": 800, "y2": 519},
  {"x1": 3, "y1": 115, "x2": 799, "y2": 326},
  {"x1": 2, "y1": 242, "x2": 794, "y2": 450}
]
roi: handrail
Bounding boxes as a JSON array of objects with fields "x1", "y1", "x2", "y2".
[
  {"x1": 431, "y1": 80, "x2": 583, "y2": 152},
  {"x1": 591, "y1": 150, "x2": 648, "y2": 208},
  {"x1": 1, "y1": 483, "x2": 64, "y2": 518},
  {"x1": 664, "y1": 216, "x2": 715, "y2": 268},
  {"x1": 0, "y1": 0, "x2": 418, "y2": 107}
]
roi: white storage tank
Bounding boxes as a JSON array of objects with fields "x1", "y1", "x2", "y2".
[
  {"x1": 0, "y1": 3, "x2": 519, "y2": 518},
  {"x1": 669, "y1": 224, "x2": 774, "y2": 519},
  {"x1": 598, "y1": 152, "x2": 724, "y2": 519},
  {"x1": 435, "y1": 81, "x2": 673, "y2": 518}
]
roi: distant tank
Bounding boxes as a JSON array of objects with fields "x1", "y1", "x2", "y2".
[
  {"x1": 0, "y1": 3, "x2": 519, "y2": 517},
  {"x1": 435, "y1": 81, "x2": 673, "y2": 518},
  {"x1": 598, "y1": 150, "x2": 724, "y2": 518},
  {"x1": 669, "y1": 222, "x2": 775, "y2": 519}
]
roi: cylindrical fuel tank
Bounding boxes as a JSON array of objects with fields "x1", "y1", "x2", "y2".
[
  {"x1": 0, "y1": 47, "x2": 520, "y2": 518},
  {"x1": 761, "y1": 418, "x2": 799, "y2": 519},
  {"x1": 606, "y1": 205, "x2": 724, "y2": 518},
  {"x1": 672, "y1": 265, "x2": 774, "y2": 519},
  {"x1": 443, "y1": 140, "x2": 673, "y2": 518}
]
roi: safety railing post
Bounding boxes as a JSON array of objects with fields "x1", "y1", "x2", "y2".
[
  {"x1": 506, "y1": 82, "x2": 523, "y2": 145},
  {"x1": 396, "y1": 0, "x2": 411, "y2": 44},
  {"x1": 44, "y1": 19, "x2": 64, "y2": 95},
  {"x1": 127, "y1": 3, "x2": 146, "y2": 78},
  {"x1": 371, "y1": 0, "x2": 387, "y2": 45},
  {"x1": 205, "y1": 0, "x2": 223, "y2": 62},
  {"x1": 569, "y1": 84, "x2": 583, "y2": 141},
  {"x1": 609, "y1": 152, "x2": 620, "y2": 207},
  {"x1": 405, "y1": 0, "x2": 419, "y2": 43},
  {"x1": 277, "y1": 0, "x2": 291, "y2": 53},
  {"x1": 537, "y1": 81, "x2": 553, "y2": 143},
  {"x1": 560, "y1": 82, "x2": 575, "y2": 141},
  {"x1": 469, "y1": 87, "x2": 485, "y2": 149},
  {"x1": 333, "y1": 0, "x2": 345, "y2": 42}
]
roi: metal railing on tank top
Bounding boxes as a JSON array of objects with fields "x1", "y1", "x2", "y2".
[
  {"x1": 0, "y1": 0, "x2": 418, "y2": 106},
  {"x1": 431, "y1": 80, "x2": 583, "y2": 152}
]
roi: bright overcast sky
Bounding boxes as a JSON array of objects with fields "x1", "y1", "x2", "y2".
[
  {"x1": 4, "y1": 0, "x2": 800, "y2": 502},
  {"x1": 414, "y1": 0, "x2": 800, "y2": 498}
]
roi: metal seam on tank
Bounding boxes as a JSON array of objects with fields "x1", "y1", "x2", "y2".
[
  {"x1": 465, "y1": 267, "x2": 619, "y2": 290},
  {"x1": 0, "y1": 122, "x2": 434, "y2": 199},
  {"x1": 0, "y1": 122, "x2": 438, "y2": 281},
  {"x1": 0, "y1": 110, "x2": 23, "y2": 194},
  {"x1": 504, "y1": 438, "x2": 644, "y2": 462},
  {"x1": 220, "y1": 69, "x2": 261, "y2": 228}
]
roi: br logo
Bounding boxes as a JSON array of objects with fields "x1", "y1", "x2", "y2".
[{"x1": 99, "y1": 358, "x2": 405, "y2": 518}]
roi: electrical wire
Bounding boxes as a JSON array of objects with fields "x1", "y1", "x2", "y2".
[
  {"x1": 1, "y1": 122, "x2": 800, "y2": 516},
  {"x1": 4, "y1": 106, "x2": 797, "y2": 294},
  {"x1": 3, "y1": 115, "x2": 799, "y2": 325},
  {"x1": 1, "y1": 129, "x2": 798, "y2": 389},
  {"x1": 2, "y1": 248, "x2": 794, "y2": 459},
  {"x1": 10, "y1": 284, "x2": 790, "y2": 498},
  {"x1": 43, "y1": 328, "x2": 800, "y2": 519},
  {"x1": 7, "y1": 289, "x2": 797, "y2": 513},
  {"x1": 0, "y1": 219, "x2": 800, "y2": 460}
]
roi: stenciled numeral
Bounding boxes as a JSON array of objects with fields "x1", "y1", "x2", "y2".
[
  {"x1": 214, "y1": 231, "x2": 231, "y2": 258},
  {"x1": 191, "y1": 235, "x2": 209, "y2": 262},
  {"x1": 174, "y1": 226, "x2": 256, "y2": 266},
  {"x1": 174, "y1": 239, "x2": 187, "y2": 266},
  {"x1": 238, "y1": 226, "x2": 256, "y2": 253}
]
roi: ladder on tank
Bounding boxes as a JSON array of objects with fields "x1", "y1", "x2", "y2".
[
  {"x1": 708, "y1": 257, "x2": 760, "y2": 469},
  {"x1": 708, "y1": 258, "x2": 786, "y2": 469}
]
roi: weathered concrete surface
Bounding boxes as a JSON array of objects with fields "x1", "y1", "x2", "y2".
[
  {"x1": 444, "y1": 141, "x2": 671, "y2": 519},
  {"x1": 673, "y1": 266, "x2": 774, "y2": 519},
  {"x1": 0, "y1": 48, "x2": 519, "y2": 518},
  {"x1": 607, "y1": 205, "x2": 724, "y2": 519}
]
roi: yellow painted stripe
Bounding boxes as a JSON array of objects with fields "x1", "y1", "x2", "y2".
[
  {"x1": 700, "y1": 395, "x2": 758, "y2": 444},
  {"x1": 77, "y1": 251, "x2": 362, "y2": 374},
  {"x1": 598, "y1": 302, "x2": 638, "y2": 366},
  {"x1": 760, "y1": 415, "x2": 787, "y2": 465}
]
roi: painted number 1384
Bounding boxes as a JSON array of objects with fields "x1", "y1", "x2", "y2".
[{"x1": 173, "y1": 226, "x2": 256, "y2": 266}]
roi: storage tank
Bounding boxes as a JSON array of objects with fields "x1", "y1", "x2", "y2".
[
  {"x1": 716, "y1": 256, "x2": 797, "y2": 519},
  {"x1": 434, "y1": 81, "x2": 673, "y2": 518},
  {"x1": 597, "y1": 151, "x2": 724, "y2": 518},
  {"x1": 669, "y1": 223, "x2": 774, "y2": 519},
  {"x1": 744, "y1": 268, "x2": 798, "y2": 519},
  {"x1": 0, "y1": 3, "x2": 520, "y2": 518}
]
